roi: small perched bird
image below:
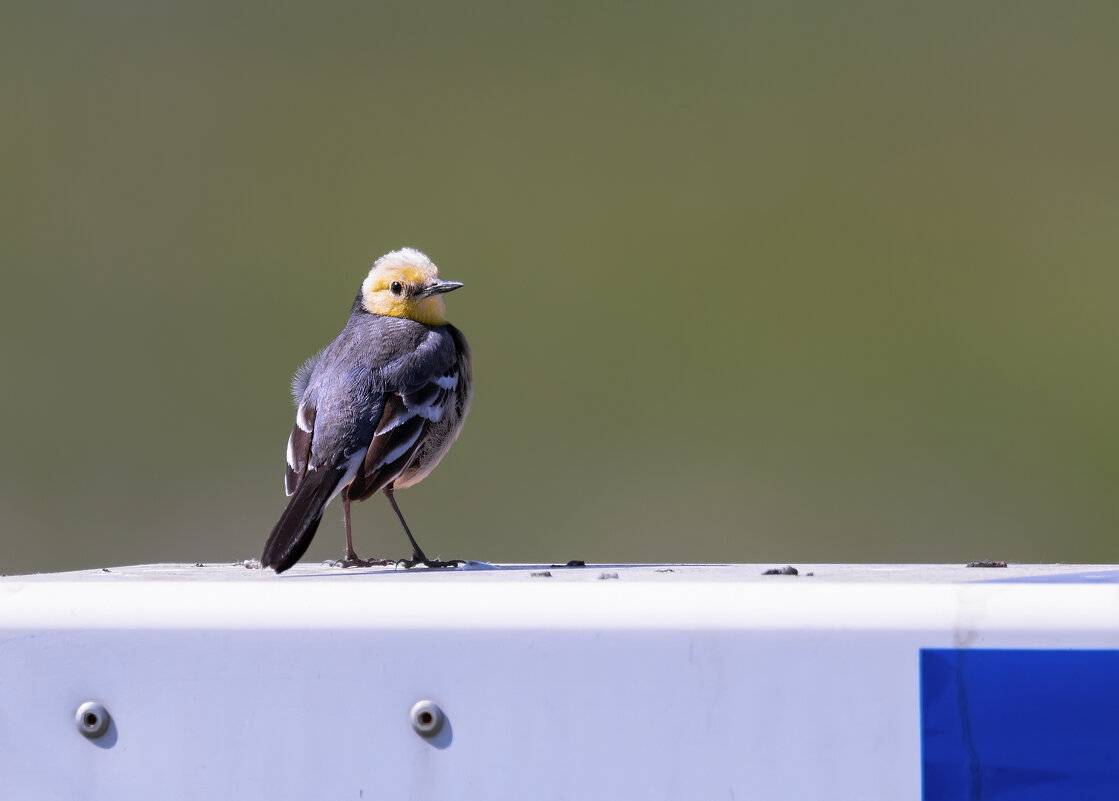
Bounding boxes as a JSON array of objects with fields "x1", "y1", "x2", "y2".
[{"x1": 261, "y1": 248, "x2": 473, "y2": 573}]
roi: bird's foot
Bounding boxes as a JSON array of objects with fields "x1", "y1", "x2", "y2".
[
  {"x1": 398, "y1": 555, "x2": 465, "y2": 570},
  {"x1": 332, "y1": 556, "x2": 395, "y2": 569}
]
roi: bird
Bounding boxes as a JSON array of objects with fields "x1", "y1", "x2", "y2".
[{"x1": 261, "y1": 247, "x2": 473, "y2": 574}]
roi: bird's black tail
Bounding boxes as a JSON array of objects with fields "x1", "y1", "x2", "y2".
[{"x1": 262, "y1": 467, "x2": 343, "y2": 573}]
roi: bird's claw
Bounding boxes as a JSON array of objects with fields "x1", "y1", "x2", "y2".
[
  {"x1": 333, "y1": 556, "x2": 395, "y2": 569},
  {"x1": 397, "y1": 556, "x2": 465, "y2": 570}
]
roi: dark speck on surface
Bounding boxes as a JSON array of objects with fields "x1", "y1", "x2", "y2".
[
  {"x1": 762, "y1": 565, "x2": 799, "y2": 575},
  {"x1": 967, "y1": 561, "x2": 1008, "y2": 568}
]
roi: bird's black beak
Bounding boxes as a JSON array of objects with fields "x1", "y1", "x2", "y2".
[{"x1": 421, "y1": 279, "x2": 464, "y2": 297}]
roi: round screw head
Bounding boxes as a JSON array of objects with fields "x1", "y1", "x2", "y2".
[
  {"x1": 410, "y1": 700, "x2": 444, "y2": 737},
  {"x1": 75, "y1": 701, "x2": 110, "y2": 738}
]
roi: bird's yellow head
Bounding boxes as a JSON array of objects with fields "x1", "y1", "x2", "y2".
[{"x1": 360, "y1": 248, "x2": 463, "y2": 326}]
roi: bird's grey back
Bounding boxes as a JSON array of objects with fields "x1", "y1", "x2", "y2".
[{"x1": 294, "y1": 313, "x2": 461, "y2": 471}]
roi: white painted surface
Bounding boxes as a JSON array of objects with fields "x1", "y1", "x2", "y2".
[{"x1": 2, "y1": 562, "x2": 1117, "y2": 800}]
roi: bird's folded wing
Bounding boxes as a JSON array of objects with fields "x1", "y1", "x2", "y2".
[
  {"x1": 284, "y1": 401, "x2": 317, "y2": 496},
  {"x1": 348, "y1": 367, "x2": 459, "y2": 500}
]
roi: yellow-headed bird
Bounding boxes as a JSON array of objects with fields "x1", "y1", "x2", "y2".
[{"x1": 262, "y1": 248, "x2": 472, "y2": 573}]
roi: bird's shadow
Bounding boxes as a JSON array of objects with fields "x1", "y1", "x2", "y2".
[{"x1": 272, "y1": 561, "x2": 691, "y2": 578}]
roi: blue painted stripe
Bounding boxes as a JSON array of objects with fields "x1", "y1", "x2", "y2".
[{"x1": 921, "y1": 649, "x2": 1119, "y2": 800}]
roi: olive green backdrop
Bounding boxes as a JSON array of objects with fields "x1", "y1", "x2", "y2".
[{"x1": 3, "y1": 2, "x2": 1118, "y2": 575}]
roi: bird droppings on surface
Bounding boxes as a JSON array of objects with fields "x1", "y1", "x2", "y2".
[
  {"x1": 531, "y1": 571, "x2": 552, "y2": 578},
  {"x1": 598, "y1": 572, "x2": 620, "y2": 580},
  {"x1": 101, "y1": 568, "x2": 111, "y2": 573},
  {"x1": 655, "y1": 568, "x2": 675, "y2": 573},
  {"x1": 967, "y1": 561, "x2": 1008, "y2": 568},
  {"x1": 762, "y1": 565, "x2": 799, "y2": 576},
  {"x1": 805, "y1": 572, "x2": 815, "y2": 577},
  {"x1": 193, "y1": 563, "x2": 204, "y2": 568},
  {"x1": 458, "y1": 560, "x2": 499, "y2": 570}
]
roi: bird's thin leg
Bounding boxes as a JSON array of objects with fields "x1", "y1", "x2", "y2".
[
  {"x1": 336, "y1": 487, "x2": 392, "y2": 568},
  {"x1": 384, "y1": 486, "x2": 427, "y2": 563},
  {"x1": 384, "y1": 486, "x2": 462, "y2": 569},
  {"x1": 343, "y1": 491, "x2": 357, "y2": 562}
]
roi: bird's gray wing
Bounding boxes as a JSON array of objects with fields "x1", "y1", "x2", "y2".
[
  {"x1": 284, "y1": 351, "x2": 324, "y2": 496},
  {"x1": 284, "y1": 401, "x2": 316, "y2": 496},
  {"x1": 347, "y1": 347, "x2": 461, "y2": 501}
]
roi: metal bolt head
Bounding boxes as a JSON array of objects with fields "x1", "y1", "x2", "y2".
[
  {"x1": 410, "y1": 700, "x2": 444, "y2": 737},
  {"x1": 75, "y1": 701, "x2": 110, "y2": 738}
]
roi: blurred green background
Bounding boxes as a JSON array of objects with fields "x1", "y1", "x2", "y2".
[{"x1": 2, "y1": 2, "x2": 1117, "y2": 575}]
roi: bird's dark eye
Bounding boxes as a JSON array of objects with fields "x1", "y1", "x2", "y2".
[{"x1": 390, "y1": 281, "x2": 404, "y2": 296}]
